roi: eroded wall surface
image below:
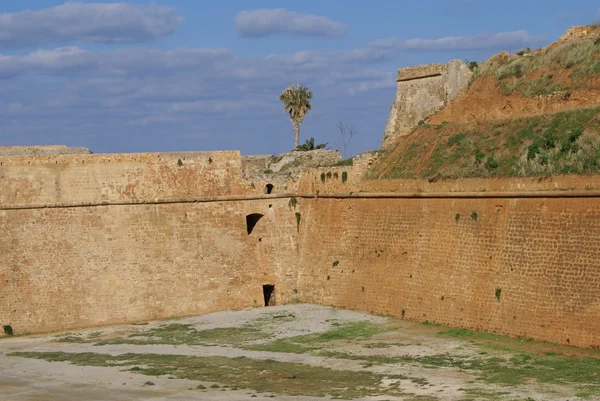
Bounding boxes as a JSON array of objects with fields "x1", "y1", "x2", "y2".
[
  {"x1": 297, "y1": 195, "x2": 600, "y2": 348},
  {"x1": 382, "y1": 60, "x2": 472, "y2": 150},
  {"x1": 0, "y1": 152, "x2": 300, "y2": 333},
  {"x1": 0, "y1": 151, "x2": 251, "y2": 205},
  {"x1": 1, "y1": 151, "x2": 600, "y2": 349}
]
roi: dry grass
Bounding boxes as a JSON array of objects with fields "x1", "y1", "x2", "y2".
[
  {"x1": 476, "y1": 38, "x2": 600, "y2": 97},
  {"x1": 369, "y1": 107, "x2": 600, "y2": 179}
]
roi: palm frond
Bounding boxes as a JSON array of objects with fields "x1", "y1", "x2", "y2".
[{"x1": 279, "y1": 84, "x2": 312, "y2": 120}]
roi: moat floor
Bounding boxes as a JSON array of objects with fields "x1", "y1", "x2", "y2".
[{"x1": 1, "y1": 304, "x2": 598, "y2": 401}]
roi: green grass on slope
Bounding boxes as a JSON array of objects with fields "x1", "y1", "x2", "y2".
[
  {"x1": 474, "y1": 36, "x2": 600, "y2": 97},
  {"x1": 370, "y1": 107, "x2": 600, "y2": 179}
]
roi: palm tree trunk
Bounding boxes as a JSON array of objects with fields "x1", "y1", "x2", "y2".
[{"x1": 293, "y1": 122, "x2": 300, "y2": 149}]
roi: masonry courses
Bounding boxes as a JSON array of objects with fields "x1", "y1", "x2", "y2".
[{"x1": 0, "y1": 149, "x2": 599, "y2": 349}]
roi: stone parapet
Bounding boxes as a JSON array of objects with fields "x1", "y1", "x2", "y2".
[
  {"x1": 0, "y1": 145, "x2": 92, "y2": 156},
  {"x1": 397, "y1": 63, "x2": 446, "y2": 81}
]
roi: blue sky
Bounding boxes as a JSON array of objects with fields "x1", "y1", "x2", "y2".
[{"x1": 0, "y1": 1, "x2": 598, "y2": 155}]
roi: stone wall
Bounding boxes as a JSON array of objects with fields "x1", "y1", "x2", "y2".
[
  {"x1": 1, "y1": 151, "x2": 600, "y2": 349},
  {"x1": 382, "y1": 60, "x2": 472, "y2": 150},
  {"x1": 0, "y1": 151, "x2": 252, "y2": 206},
  {"x1": 0, "y1": 200, "x2": 298, "y2": 333},
  {"x1": 0, "y1": 145, "x2": 92, "y2": 156},
  {"x1": 0, "y1": 151, "x2": 300, "y2": 334},
  {"x1": 297, "y1": 194, "x2": 600, "y2": 348}
]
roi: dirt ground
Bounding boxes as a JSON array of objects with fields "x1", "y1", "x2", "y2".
[{"x1": 1, "y1": 304, "x2": 598, "y2": 401}]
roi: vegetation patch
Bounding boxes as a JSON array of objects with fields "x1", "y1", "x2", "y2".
[
  {"x1": 334, "y1": 158, "x2": 353, "y2": 166},
  {"x1": 13, "y1": 306, "x2": 600, "y2": 399},
  {"x1": 479, "y1": 37, "x2": 600, "y2": 97},
  {"x1": 311, "y1": 347, "x2": 600, "y2": 396},
  {"x1": 9, "y1": 351, "x2": 412, "y2": 399},
  {"x1": 244, "y1": 321, "x2": 384, "y2": 354},
  {"x1": 369, "y1": 107, "x2": 600, "y2": 179},
  {"x1": 93, "y1": 323, "x2": 270, "y2": 347}
]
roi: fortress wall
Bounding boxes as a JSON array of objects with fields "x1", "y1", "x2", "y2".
[
  {"x1": 382, "y1": 61, "x2": 472, "y2": 150},
  {"x1": 2, "y1": 150, "x2": 600, "y2": 348},
  {"x1": 0, "y1": 197, "x2": 299, "y2": 334},
  {"x1": 297, "y1": 195, "x2": 600, "y2": 348},
  {"x1": 0, "y1": 152, "x2": 300, "y2": 334},
  {"x1": 0, "y1": 151, "x2": 252, "y2": 206},
  {"x1": 298, "y1": 167, "x2": 600, "y2": 195}
]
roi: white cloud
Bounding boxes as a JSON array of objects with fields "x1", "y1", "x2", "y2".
[
  {"x1": 21, "y1": 47, "x2": 95, "y2": 71},
  {"x1": 0, "y1": 41, "x2": 393, "y2": 153},
  {"x1": 127, "y1": 114, "x2": 192, "y2": 126},
  {"x1": 235, "y1": 9, "x2": 345, "y2": 38},
  {"x1": 0, "y1": 27, "x2": 547, "y2": 154},
  {"x1": 403, "y1": 30, "x2": 545, "y2": 51},
  {"x1": 0, "y1": 2, "x2": 183, "y2": 48},
  {"x1": 339, "y1": 30, "x2": 545, "y2": 64}
]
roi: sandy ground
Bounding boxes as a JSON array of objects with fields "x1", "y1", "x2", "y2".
[{"x1": 0, "y1": 304, "x2": 594, "y2": 401}]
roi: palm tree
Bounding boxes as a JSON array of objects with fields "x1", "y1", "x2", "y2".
[{"x1": 279, "y1": 84, "x2": 312, "y2": 149}]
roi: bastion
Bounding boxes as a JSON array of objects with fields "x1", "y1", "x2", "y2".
[{"x1": 382, "y1": 60, "x2": 472, "y2": 149}]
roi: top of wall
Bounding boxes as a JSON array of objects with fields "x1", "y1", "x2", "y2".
[
  {"x1": 397, "y1": 64, "x2": 446, "y2": 82},
  {"x1": 0, "y1": 145, "x2": 92, "y2": 156},
  {"x1": 0, "y1": 150, "x2": 250, "y2": 207},
  {"x1": 0, "y1": 150, "x2": 239, "y2": 165}
]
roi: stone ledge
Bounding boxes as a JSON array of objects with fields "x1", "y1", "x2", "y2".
[{"x1": 397, "y1": 64, "x2": 446, "y2": 82}]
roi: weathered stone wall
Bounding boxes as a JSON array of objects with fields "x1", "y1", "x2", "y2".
[
  {"x1": 0, "y1": 152, "x2": 300, "y2": 334},
  {"x1": 0, "y1": 145, "x2": 92, "y2": 156},
  {"x1": 242, "y1": 154, "x2": 273, "y2": 174},
  {"x1": 297, "y1": 195, "x2": 600, "y2": 348},
  {"x1": 0, "y1": 151, "x2": 252, "y2": 206},
  {"x1": 1, "y1": 151, "x2": 600, "y2": 349},
  {"x1": 0, "y1": 200, "x2": 298, "y2": 333},
  {"x1": 382, "y1": 60, "x2": 472, "y2": 150}
]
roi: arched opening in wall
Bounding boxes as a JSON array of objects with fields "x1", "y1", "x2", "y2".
[
  {"x1": 265, "y1": 184, "x2": 274, "y2": 194},
  {"x1": 263, "y1": 285, "x2": 275, "y2": 306},
  {"x1": 246, "y1": 213, "x2": 264, "y2": 235}
]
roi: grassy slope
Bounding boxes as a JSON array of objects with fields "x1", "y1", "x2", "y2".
[
  {"x1": 370, "y1": 107, "x2": 600, "y2": 179},
  {"x1": 370, "y1": 34, "x2": 600, "y2": 180},
  {"x1": 479, "y1": 36, "x2": 600, "y2": 98}
]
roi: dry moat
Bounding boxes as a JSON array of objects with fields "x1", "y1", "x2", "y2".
[{"x1": 1, "y1": 304, "x2": 598, "y2": 401}]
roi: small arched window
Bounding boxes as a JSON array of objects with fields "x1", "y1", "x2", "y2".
[
  {"x1": 246, "y1": 213, "x2": 264, "y2": 235},
  {"x1": 265, "y1": 184, "x2": 274, "y2": 194}
]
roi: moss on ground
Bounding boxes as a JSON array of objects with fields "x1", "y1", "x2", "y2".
[
  {"x1": 9, "y1": 351, "x2": 417, "y2": 399},
  {"x1": 243, "y1": 321, "x2": 384, "y2": 353},
  {"x1": 37, "y1": 311, "x2": 600, "y2": 399}
]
